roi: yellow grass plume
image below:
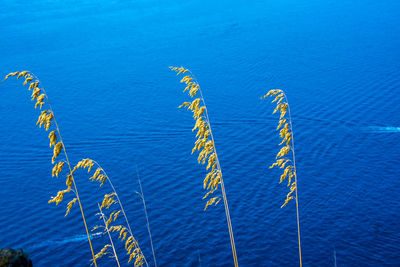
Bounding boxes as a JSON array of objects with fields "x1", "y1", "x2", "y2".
[
  {"x1": 170, "y1": 66, "x2": 238, "y2": 267},
  {"x1": 3, "y1": 71, "x2": 98, "y2": 266},
  {"x1": 261, "y1": 88, "x2": 302, "y2": 267},
  {"x1": 88, "y1": 160, "x2": 148, "y2": 267}
]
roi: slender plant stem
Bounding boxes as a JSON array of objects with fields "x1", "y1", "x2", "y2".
[
  {"x1": 136, "y1": 169, "x2": 157, "y2": 267},
  {"x1": 283, "y1": 93, "x2": 302, "y2": 267},
  {"x1": 91, "y1": 160, "x2": 149, "y2": 267},
  {"x1": 189, "y1": 71, "x2": 239, "y2": 267},
  {"x1": 334, "y1": 248, "x2": 337, "y2": 267},
  {"x1": 30, "y1": 73, "x2": 97, "y2": 266},
  {"x1": 98, "y1": 204, "x2": 121, "y2": 267}
]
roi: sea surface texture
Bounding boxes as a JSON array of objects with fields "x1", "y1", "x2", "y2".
[{"x1": 0, "y1": 0, "x2": 399, "y2": 266}]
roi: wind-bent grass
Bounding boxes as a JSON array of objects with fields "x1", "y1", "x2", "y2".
[
  {"x1": 3, "y1": 71, "x2": 98, "y2": 266},
  {"x1": 90, "y1": 160, "x2": 147, "y2": 267},
  {"x1": 96, "y1": 203, "x2": 120, "y2": 266},
  {"x1": 170, "y1": 66, "x2": 239, "y2": 267},
  {"x1": 261, "y1": 89, "x2": 302, "y2": 267},
  {"x1": 3, "y1": 72, "x2": 146, "y2": 267},
  {"x1": 135, "y1": 170, "x2": 157, "y2": 267}
]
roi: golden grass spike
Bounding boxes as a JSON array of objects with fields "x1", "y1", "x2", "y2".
[
  {"x1": 35, "y1": 94, "x2": 45, "y2": 108},
  {"x1": 271, "y1": 93, "x2": 284, "y2": 103},
  {"x1": 48, "y1": 188, "x2": 69, "y2": 205},
  {"x1": 206, "y1": 153, "x2": 216, "y2": 170},
  {"x1": 17, "y1": 71, "x2": 28, "y2": 79},
  {"x1": 28, "y1": 82, "x2": 35, "y2": 90},
  {"x1": 276, "y1": 145, "x2": 290, "y2": 159},
  {"x1": 44, "y1": 112, "x2": 54, "y2": 131},
  {"x1": 105, "y1": 211, "x2": 115, "y2": 228},
  {"x1": 180, "y1": 75, "x2": 192, "y2": 83},
  {"x1": 125, "y1": 236, "x2": 133, "y2": 250},
  {"x1": 31, "y1": 87, "x2": 41, "y2": 100},
  {"x1": 273, "y1": 103, "x2": 283, "y2": 114},
  {"x1": 52, "y1": 142, "x2": 63, "y2": 164},
  {"x1": 279, "y1": 132, "x2": 291, "y2": 146},
  {"x1": 128, "y1": 251, "x2": 136, "y2": 263},
  {"x1": 23, "y1": 76, "x2": 34, "y2": 85},
  {"x1": 204, "y1": 197, "x2": 218, "y2": 211},
  {"x1": 92, "y1": 225, "x2": 102, "y2": 232},
  {"x1": 66, "y1": 174, "x2": 73, "y2": 188},
  {"x1": 127, "y1": 241, "x2": 136, "y2": 255},
  {"x1": 288, "y1": 170, "x2": 294, "y2": 186},
  {"x1": 188, "y1": 98, "x2": 201, "y2": 111},
  {"x1": 93, "y1": 244, "x2": 111, "y2": 261},
  {"x1": 279, "y1": 104, "x2": 288, "y2": 119},
  {"x1": 277, "y1": 119, "x2": 287, "y2": 130},
  {"x1": 122, "y1": 232, "x2": 128, "y2": 241},
  {"x1": 280, "y1": 196, "x2": 294, "y2": 208},
  {"x1": 118, "y1": 227, "x2": 127, "y2": 239},
  {"x1": 207, "y1": 170, "x2": 219, "y2": 190},
  {"x1": 189, "y1": 85, "x2": 199, "y2": 97},
  {"x1": 100, "y1": 174, "x2": 107, "y2": 186},
  {"x1": 109, "y1": 225, "x2": 122, "y2": 233},
  {"x1": 134, "y1": 254, "x2": 144, "y2": 267},
  {"x1": 48, "y1": 131, "x2": 57, "y2": 147},
  {"x1": 90, "y1": 168, "x2": 102, "y2": 181},
  {"x1": 280, "y1": 159, "x2": 290, "y2": 169},
  {"x1": 178, "y1": 102, "x2": 191, "y2": 108},
  {"x1": 36, "y1": 110, "x2": 47, "y2": 127},
  {"x1": 203, "y1": 172, "x2": 212, "y2": 189},
  {"x1": 52, "y1": 161, "x2": 65, "y2": 177},
  {"x1": 269, "y1": 159, "x2": 284, "y2": 169},
  {"x1": 65, "y1": 198, "x2": 78, "y2": 216},
  {"x1": 3, "y1": 71, "x2": 19, "y2": 81},
  {"x1": 202, "y1": 189, "x2": 215, "y2": 200},
  {"x1": 113, "y1": 210, "x2": 121, "y2": 221},
  {"x1": 193, "y1": 106, "x2": 205, "y2": 119},
  {"x1": 279, "y1": 166, "x2": 291, "y2": 183},
  {"x1": 176, "y1": 67, "x2": 188, "y2": 75}
]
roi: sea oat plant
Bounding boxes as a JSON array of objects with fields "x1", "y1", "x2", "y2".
[
  {"x1": 2, "y1": 72, "x2": 147, "y2": 266},
  {"x1": 89, "y1": 160, "x2": 148, "y2": 267},
  {"x1": 3, "y1": 71, "x2": 98, "y2": 265},
  {"x1": 261, "y1": 89, "x2": 302, "y2": 266},
  {"x1": 66, "y1": 158, "x2": 148, "y2": 266},
  {"x1": 170, "y1": 66, "x2": 239, "y2": 267}
]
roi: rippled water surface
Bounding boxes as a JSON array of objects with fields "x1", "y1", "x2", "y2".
[{"x1": 0, "y1": 0, "x2": 400, "y2": 266}]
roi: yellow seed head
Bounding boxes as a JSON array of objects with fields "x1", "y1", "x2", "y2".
[
  {"x1": 52, "y1": 161, "x2": 64, "y2": 177},
  {"x1": 48, "y1": 131, "x2": 57, "y2": 147},
  {"x1": 52, "y1": 142, "x2": 63, "y2": 164},
  {"x1": 65, "y1": 198, "x2": 77, "y2": 216}
]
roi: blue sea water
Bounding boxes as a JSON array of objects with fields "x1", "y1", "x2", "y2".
[{"x1": 0, "y1": 0, "x2": 399, "y2": 266}]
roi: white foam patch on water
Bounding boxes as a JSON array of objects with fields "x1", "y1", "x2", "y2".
[
  {"x1": 364, "y1": 126, "x2": 400, "y2": 133},
  {"x1": 30, "y1": 232, "x2": 104, "y2": 249}
]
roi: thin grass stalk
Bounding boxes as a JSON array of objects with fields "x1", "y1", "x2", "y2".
[
  {"x1": 42, "y1": 88, "x2": 97, "y2": 267},
  {"x1": 261, "y1": 89, "x2": 302, "y2": 266},
  {"x1": 135, "y1": 170, "x2": 157, "y2": 267},
  {"x1": 98, "y1": 203, "x2": 121, "y2": 267},
  {"x1": 3, "y1": 72, "x2": 97, "y2": 266},
  {"x1": 170, "y1": 67, "x2": 238, "y2": 267},
  {"x1": 284, "y1": 94, "x2": 302, "y2": 267},
  {"x1": 91, "y1": 160, "x2": 148, "y2": 267},
  {"x1": 196, "y1": 81, "x2": 238, "y2": 267}
]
